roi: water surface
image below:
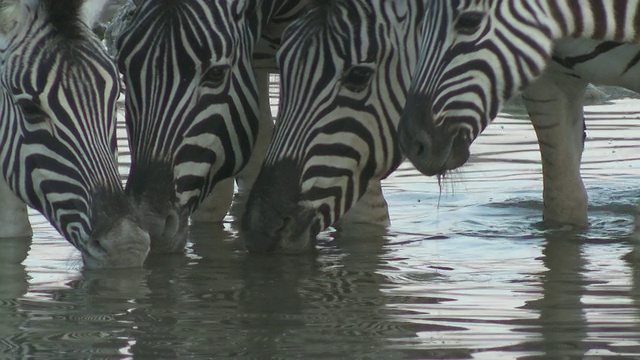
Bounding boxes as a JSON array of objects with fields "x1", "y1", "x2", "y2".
[{"x1": 2, "y1": 96, "x2": 640, "y2": 358}]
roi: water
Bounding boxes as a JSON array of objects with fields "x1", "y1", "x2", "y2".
[{"x1": 2, "y1": 95, "x2": 640, "y2": 359}]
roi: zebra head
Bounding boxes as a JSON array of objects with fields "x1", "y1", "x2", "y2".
[
  {"x1": 241, "y1": 0, "x2": 424, "y2": 253},
  {"x1": 398, "y1": 0, "x2": 557, "y2": 176},
  {"x1": 115, "y1": 0, "x2": 260, "y2": 253},
  {"x1": 0, "y1": 0, "x2": 150, "y2": 268}
]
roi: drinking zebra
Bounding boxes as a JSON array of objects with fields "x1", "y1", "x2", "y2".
[
  {"x1": 397, "y1": 1, "x2": 640, "y2": 253},
  {"x1": 0, "y1": 0, "x2": 150, "y2": 268},
  {"x1": 113, "y1": 0, "x2": 308, "y2": 253},
  {"x1": 241, "y1": 0, "x2": 426, "y2": 253}
]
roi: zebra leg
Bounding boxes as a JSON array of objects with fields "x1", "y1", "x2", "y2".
[
  {"x1": 235, "y1": 69, "x2": 274, "y2": 197},
  {"x1": 334, "y1": 180, "x2": 390, "y2": 228},
  {"x1": 189, "y1": 177, "x2": 235, "y2": 223},
  {"x1": 523, "y1": 69, "x2": 589, "y2": 227},
  {"x1": 0, "y1": 178, "x2": 31, "y2": 238}
]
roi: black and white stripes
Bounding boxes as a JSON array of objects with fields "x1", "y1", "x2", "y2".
[
  {"x1": 397, "y1": 0, "x2": 640, "y2": 236},
  {"x1": 0, "y1": 0, "x2": 149, "y2": 268},
  {"x1": 399, "y1": 0, "x2": 640, "y2": 176},
  {"x1": 241, "y1": 0, "x2": 426, "y2": 253},
  {"x1": 114, "y1": 0, "x2": 307, "y2": 253}
]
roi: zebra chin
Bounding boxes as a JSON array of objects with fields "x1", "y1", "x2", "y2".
[{"x1": 398, "y1": 95, "x2": 472, "y2": 176}]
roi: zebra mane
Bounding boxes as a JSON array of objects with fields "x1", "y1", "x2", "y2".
[
  {"x1": 0, "y1": 0, "x2": 104, "y2": 38},
  {"x1": 43, "y1": 0, "x2": 88, "y2": 40},
  {"x1": 306, "y1": 0, "x2": 340, "y2": 29},
  {"x1": 304, "y1": 0, "x2": 371, "y2": 34}
]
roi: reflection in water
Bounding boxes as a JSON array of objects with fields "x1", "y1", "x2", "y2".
[
  {"x1": 4, "y1": 224, "x2": 424, "y2": 358},
  {"x1": 0, "y1": 237, "x2": 31, "y2": 357},
  {"x1": 539, "y1": 232, "x2": 588, "y2": 358},
  {"x1": 2, "y1": 98, "x2": 640, "y2": 357},
  {"x1": 522, "y1": 230, "x2": 588, "y2": 359}
]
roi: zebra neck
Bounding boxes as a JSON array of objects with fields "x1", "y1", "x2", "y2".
[{"x1": 540, "y1": 1, "x2": 640, "y2": 42}]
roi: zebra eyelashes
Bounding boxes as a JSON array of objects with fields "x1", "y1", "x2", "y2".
[
  {"x1": 201, "y1": 64, "x2": 230, "y2": 88},
  {"x1": 455, "y1": 11, "x2": 484, "y2": 36},
  {"x1": 342, "y1": 66, "x2": 375, "y2": 93}
]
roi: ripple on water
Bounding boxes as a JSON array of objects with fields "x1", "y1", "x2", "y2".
[{"x1": 3, "y1": 92, "x2": 640, "y2": 358}]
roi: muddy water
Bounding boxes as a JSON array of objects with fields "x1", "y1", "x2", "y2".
[{"x1": 1, "y1": 95, "x2": 640, "y2": 358}]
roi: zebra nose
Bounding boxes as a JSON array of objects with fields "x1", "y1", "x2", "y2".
[
  {"x1": 272, "y1": 216, "x2": 294, "y2": 240},
  {"x1": 449, "y1": 123, "x2": 471, "y2": 146},
  {"x1": 241, "y1": 203, "x2": 302, "y2": 253},
  {"x1": 405, "y1": 130, "x2": 431, "y2": 159},
  {"x1": 399, "y1": 119, "x2": 433, "y2": 164},
  {"x1": 245, "y1": 216, "x2": 294, "y2": 253},
  {"x1": 398, "y1": 93, "x2": 436, "y2": 166},
  {"x1": 161, "y1": 210, "x2": 180, "y2": 240},
  {"x1": 88, "y1": 218, "x2": 151, "y2": 269}
]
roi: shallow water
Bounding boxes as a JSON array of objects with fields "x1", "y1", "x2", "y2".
[{"x1": 2, "y1": 95, "x2": 640, "y2": 359}]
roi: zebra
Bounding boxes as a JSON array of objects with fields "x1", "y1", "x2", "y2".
[
  {"x1": 113, "y1": 0, "x2": 308, "y2": 253},
  {"x1": 241, "y1": 0, "x2": 426, "y2": 253},
  {"x1": 396, "y1": 2, "x2": 640, "y2": 250},
  {"x1": 0, "y1": 0, "x2": 150, "y2": 268}
]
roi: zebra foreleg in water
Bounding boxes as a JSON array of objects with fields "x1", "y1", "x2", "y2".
[
  {"x1": 0, "y1": 0, "x2": 150, "y2": 268},
  {"x1": 521, "y1": 63, "x2": 590, "y2": 227},
  {"x1": 518, "y1": 39, "x2": 640, "y2": 227},
  {"x1": 241, "y1": 0, "x2": 427, "y2": 253},
  {"x1": 113, "y1": 0, "x2": 306, "y2": 253},
  {"x1": 397, "y1": 0, "x2": 640, "y2": 257}
]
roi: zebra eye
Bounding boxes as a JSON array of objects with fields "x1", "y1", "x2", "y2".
[
  {"x1": 202, "y1": 65, "x2": 229, "y2": 87},
  {"x1": 455, "y1": 11, "x2": 484, "y2": 35},
  {"x1": 16, "y1": 99, "x2": 46, "y2": 122},
  {"x1": 342, "y1": 66, "x2": 374, "y2": 93}
]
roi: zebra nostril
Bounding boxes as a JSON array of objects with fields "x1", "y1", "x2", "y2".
[
  {"x1": 90, "y1": 238, "x2": 108, "y2": 255},
  {"x1": 451, "y1": 126, "x2": 471, "y2": 146},
  {"x1": 161, "y1": 211, "x2": 180, "y2": 239},
  {"x1": 273, "y1": 216, "x2": 293, "y2": 238},
  {"x1": 413, "y1": 139, "x2": 427, "y2": 158}
]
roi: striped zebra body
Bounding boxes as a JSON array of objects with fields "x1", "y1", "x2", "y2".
[
  {"x1": 0, "y1": 0, "x2": 150, "y2": 268},
  {"x1": 241, "y1": 0, "x2": 426, "y2": 253},
  {"x1": 399, "y1": 1, "x2": 640, "y2": 167},
  {"x1": 114, "y1": 0, "x2": 307, "y2": 253},
  {"x1": 397, "y1": 2, "x2": 640, "y2": 239}
]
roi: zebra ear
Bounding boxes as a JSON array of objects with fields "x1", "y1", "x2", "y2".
[
  {"x1": 0, "y1": 0, "x2": 28, "y2": 34},
  {"x1": 80, "y1": 0, "x2": 109, "y2": 29}
]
